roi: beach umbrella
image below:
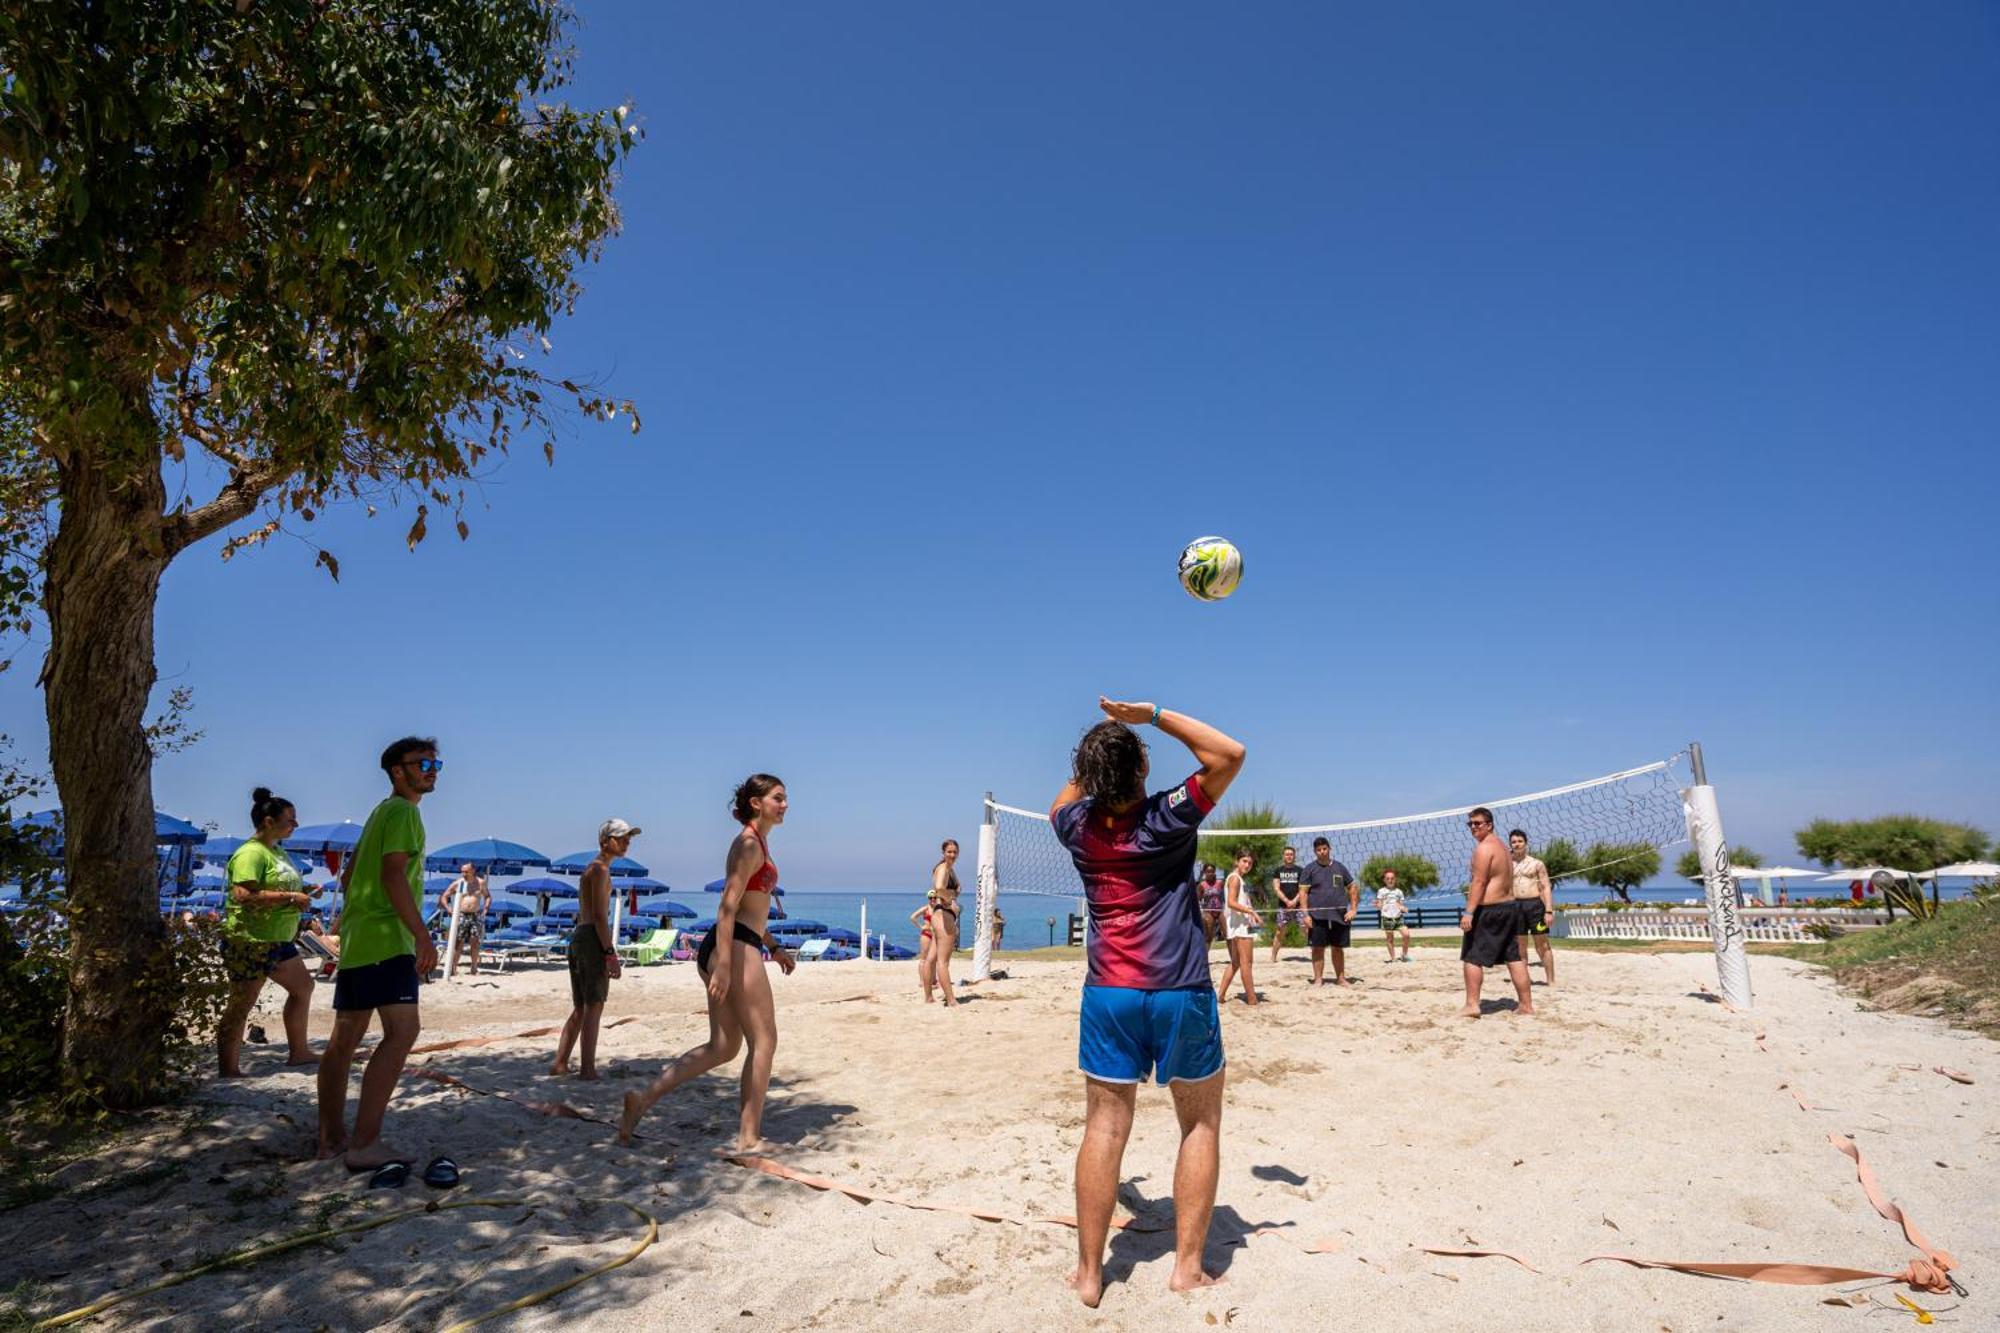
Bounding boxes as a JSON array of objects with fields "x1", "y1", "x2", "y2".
[
  {"x1": 617, "y1": 876, "x2": 668, "y2": 892},
  {"x1": 1922, "y1": 861, "x2": 2000, "y2": 880},
  {"x1": 426, "y1": 838, "x2": 551, "y2": 874},
  {"x1": 769, "y1": 919, "x2": 827, "y2": 935},
  {"x1": 688, "y1": 918, "x2": 717, "y2": 934},
  {"x1": 636, "y1": 896, "x2": 696, "y2": 919},
  {"x1": 1727, "y1": 865, "x2": 1823, "y2": 904},
  {"x1": 550, "y1": 852, "x2": 650, "y2": 877},
  {"x1": 1814, "y1": 867, "x2": 1912, "y2": 881},
  {"x1": 825, "y1": 928, "x2": 860, "y2": 945},
  {"x1": 20, "y1": 809, "x2": 207, "y2": 850},
  {"x1": 511, "y1": 875, "x2": 579, "y2": 898},
  {"x1": 286, "y1": 821, "x2": 366, "y2": 854}
]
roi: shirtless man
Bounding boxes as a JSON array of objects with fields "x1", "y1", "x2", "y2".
[
  {"x1": 445, "y1": 862, "x2": 489, "y2": 976},
  {"x1": 1457, "y1": 807, "x2": 1534, "y2": 1017},
  {"x1": 552, "y1": 820, "x2": 631, "y2": 1079},
  {"x1": 1509, "y1": 830, "x2": 1556, "y2": 987}
]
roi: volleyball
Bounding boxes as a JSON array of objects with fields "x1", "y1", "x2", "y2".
[{"x1": 1177, "y1": 536, "x2": 1242, "y2": 602}]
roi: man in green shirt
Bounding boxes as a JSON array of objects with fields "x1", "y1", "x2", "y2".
[{"x1": 316, "y1": 736, "x2": 442, "y2": 1172}]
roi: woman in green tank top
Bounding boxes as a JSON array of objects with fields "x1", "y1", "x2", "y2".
[{"x1": 218, "y1": 788, "x2": 320, "y2": 1076}]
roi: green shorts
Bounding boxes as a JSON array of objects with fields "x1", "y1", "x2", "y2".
[{"x1": 1380, "y1": 916, "x2": 1407, "y2": 933}]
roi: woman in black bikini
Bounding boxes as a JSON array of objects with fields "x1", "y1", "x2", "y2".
[
  {"x1": 925, "y1": 839, "x2": 961, "y2": 1007},
  {"x1": 619, "y1": 775, "x2": 796, "y2": 1152}
]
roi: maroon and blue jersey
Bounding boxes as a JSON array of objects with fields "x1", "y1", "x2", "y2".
[{"x1": 1052, "y1": 772, "x2": 1216, "y2": 990}]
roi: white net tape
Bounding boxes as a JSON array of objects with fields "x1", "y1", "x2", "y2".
[{"x1": 982, "y1": 754, "x2": 1693, "y2": 914}]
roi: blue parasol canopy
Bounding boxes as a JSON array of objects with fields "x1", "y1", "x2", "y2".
[
  {"x1": 635, "y1": 896, "x2": 696, "y2": 919},
  {"x1": 285, "y1": 821, "x2": 366, "y2": 854},
  {"x1": 617, "y1": 876, "x2": 669, "y2": 892},
  {"x1": 825, "y1": 928, "x2": 861, "y2": 945},
  {"x1": 769, "y1": 919, "x2": 827, "y2": 935},
  {"x1": 426, "y1": 838, "x2": 551, "y2": 874},
  {"x1": 510, "y1": 875, "x2": 579, "y2": 899},
  {"x1": 22, "y1": 809, "x2": 208, "y2": 850},
  {"x1": 550, "y1": 852, "x2": 651, "y2": 877}
]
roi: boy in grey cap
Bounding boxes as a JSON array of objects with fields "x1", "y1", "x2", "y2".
[{"x1": 552, "y1": 818, "x2": 639, "y2": 1078}]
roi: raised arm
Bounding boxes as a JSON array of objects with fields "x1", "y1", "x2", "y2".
[{"x1": 1097, "y1": 697, "x2": 1246, "y2": 803}]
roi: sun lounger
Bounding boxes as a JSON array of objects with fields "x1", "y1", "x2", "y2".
[{"x1": 618, "y1": 927, "x2": 677, "y2": 966}]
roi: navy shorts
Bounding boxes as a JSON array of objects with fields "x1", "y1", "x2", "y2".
[
  {"x1": 332, "y1": 954, "x2": 421, "y2": 1011},
  {"x1": 1079, "y1": 985, "x2": 1225, "y2": 1086},
  {"x1": 222, "y1": 938, "x2": 300, "y2": 983}
]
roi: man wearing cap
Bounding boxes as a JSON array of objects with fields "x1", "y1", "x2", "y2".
[{"x1": 552, "y1": 818, "x2": 638, "y2": 1079}]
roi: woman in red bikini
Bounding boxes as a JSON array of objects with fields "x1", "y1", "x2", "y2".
[{"x1": 620, "y1": 774, "x2": 795, "y2": 1152}]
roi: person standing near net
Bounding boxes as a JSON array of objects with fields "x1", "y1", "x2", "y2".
[
  {"x1": 1268, "y1": 845, "x2": 1306, "y2": 965},
  {"x1": 1213, "y1": 851, "x2": 1260, "y2": 1006},
  {"x1": 1049, "y1": 697, "x2": 1245, "y2": 1307},
  {"x1": 1301, "y1": 836, "x2": 1357, "y2": 987},
  {"x1": 925, "y1": 838, "x2": 962, "y2": 1007},
  {"x1": 1508, "y1": 829, "x2": 1556, "y2": 988},
  {"x1": 1375, "y1": 867, "x2": 1411, "y2": 962},
  {"x1": 619, "y1": 775, "x2": 796, "y2": 1153},
  {"x1": 1458, "y1": 807, "x2": 1535, "y2": 1018},
  {"x1": 1194, "y1": 863, "x2": 1224, "y2": 943}
]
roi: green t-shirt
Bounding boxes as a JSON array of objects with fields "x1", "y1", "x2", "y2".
[
  {"x1": 223, "y1": 839, "x2": 303, "y2": 943},
  {"x1": 338, "y1": 796, "x2": 426, "y2": 971}
]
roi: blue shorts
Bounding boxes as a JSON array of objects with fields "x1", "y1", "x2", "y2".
[{"x1": 1079, "y1": 985, "x2": 1225, "y2": 1086}]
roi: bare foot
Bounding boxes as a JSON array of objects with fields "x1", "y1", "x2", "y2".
[
  {"x1": 1169, "y1": 1266, "x2": 1225, "y2": 1293},
  {"x1": 1515, "y1": 1006, "x2": 1538, "y2": 1017},
  {"x1": 577, "y1": 1070, "x2": 601, "y2": 1082},
  {"x1": 617, "y1": 1091, "x2": 643, "y2": 1146},
  {"x1": 219, "y1": 1067, "x2": 248, "y2": 1079},
  {"x1": 549, "y1": 1061, "x2": 569, "y2": 1077},
  {"x1": 342, "y1": 1142, "x2": 407, "y2": 1171},
  {"x1": 315, "y1": 1138, "x2": 348, "y2": 1160},
  {"x1": 284, "y1": 1053, "x2": 321, "y2": 1067},
  {"x1": 719, "y1": 1137, "x2": 778, "y2": 1157},
  {"x1": 1335, "y1": 978, "x2": 1353, "y2": 987},
  {"x1": 1068, "y1": 1264, "x2": 1104, "y2": 1309},
  {"x1": 1457, "y1": 1005, "x2": 1481, "y2": 1018}
]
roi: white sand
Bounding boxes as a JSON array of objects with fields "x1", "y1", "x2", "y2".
[{"x1": 2, "y1": 948, "x2": 1992, "y2": 1331}]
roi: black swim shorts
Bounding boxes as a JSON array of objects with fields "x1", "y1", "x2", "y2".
[
  {"x1": 332, "y1": 954, "x2": 421, "y2": 1010},
  {"x1": 1308, "y1": 917, "x2": 1351, "y2": 949},
  {"x1": 1459, "y1": 904, "x2": 1523, "y2": 968},
  {"x1": 1514, "y1": 900, "x2": 1547, "y2": 934}
]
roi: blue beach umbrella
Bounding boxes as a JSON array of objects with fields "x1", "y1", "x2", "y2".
[
  {"x1": 21, "y1": 809, "x2": 208, "y2": 851},
  {"x1": 688, "y1": 918, "x2": 717, "y2": 934},
  {"x1": 550, "y1": 852, "x2": 650, "y2": 877},
  {"x1": 636, "y1": 896, "x2": 696, "y2": 919},
  {"x1": 511, "y1": 875, "x2": 579, "y2": 899},
  {"x1": 825, "y1": 928, "x2": 861, "y2": 945},
  {"x1": 285, "y1": 821, "x2": 366, "y2": 857},
  {"x1": 617, "y1": 876, "x2": 669, "y2": 893},
  {"x1": 769, "y1": 919, "x2": 827, "y2": 936},
  {"x1": 426, "y1": 838, "x2": 551, "y2": 874}
]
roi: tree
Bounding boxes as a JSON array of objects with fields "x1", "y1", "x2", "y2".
[
  {"x1": 1539, "y1": 836, "x2": 1583, "y2": 882},
  {"x1": 1582, "y1": 841, "x2": 1661, "y2": 903},
  {"x1": 1206, "y1": 803, "x2": 1290, "y2": 908},
  {"x1": 1677, "y1": 845, "x2": 1764, "y2": 883},
  {"x1": 0, "y1": 2, "x2": 637, "y2": 1106},
  {"x1": 1359, "y1": 852, "x2": 1440, "y2": 891},
  {"x1": 1795, "y1": 816, "x2": 1989, "y2": 873}
]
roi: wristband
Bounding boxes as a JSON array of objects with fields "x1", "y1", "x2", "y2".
[{"x1": 1148, "y1": 703, "x2": 1161, "y2": 725}]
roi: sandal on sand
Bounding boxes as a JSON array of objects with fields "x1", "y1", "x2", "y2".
[
  {"x1": 367, "y1": 1161, "x2": 413, "y2": 1189},
  {"x1": 421, "y1": 1157, "x2": 460, "y2": 1190}
]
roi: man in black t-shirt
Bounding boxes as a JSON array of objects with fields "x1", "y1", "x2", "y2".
[
  {"x1": 1301, "y1": 836, "x2": 1358, "y2": 987},
  {"x1": 1268, "y1": 846, "x2": 1306, "y2": 963}
]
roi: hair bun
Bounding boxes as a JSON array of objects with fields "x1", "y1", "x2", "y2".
[{"x1": 251, "y1": 786, "x2": 273, "y2": 802}]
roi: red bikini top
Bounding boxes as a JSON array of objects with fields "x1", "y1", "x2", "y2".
[{"x1": 744, "y1": 825, "x2": 777, "y2": 895}]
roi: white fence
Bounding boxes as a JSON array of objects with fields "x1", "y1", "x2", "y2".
[{"x1": 1553, "y1": 907, "x2": 1888, "y2": 943}]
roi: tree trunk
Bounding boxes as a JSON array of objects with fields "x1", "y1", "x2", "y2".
[{"x1": 42, "y1": 450, "x2": 174, "y2": 1107}]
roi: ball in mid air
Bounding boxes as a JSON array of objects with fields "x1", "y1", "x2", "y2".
[{"x1": 1177, "y1": 536, "x2": 1242, "y2": 602}]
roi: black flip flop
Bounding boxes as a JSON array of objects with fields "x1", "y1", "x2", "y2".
[
  {"x1": 367, "y1": 1160, "x2": 412, "y2": 1190},
  {"x1": 421, "y1": 1156, "x2": 459, "y2": 1190}
]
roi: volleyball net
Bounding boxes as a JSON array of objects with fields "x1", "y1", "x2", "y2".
[{"x1": 970, "y1": 751, "x2": 1746, "y2": 990}]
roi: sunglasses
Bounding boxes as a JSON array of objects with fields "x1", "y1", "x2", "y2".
[
  {"x1": 1466, "y1": 819, "x2": 1489, "y2": 828},
  {"x1": 406, "y1": 757, "x2": 445, "y2": 774}
]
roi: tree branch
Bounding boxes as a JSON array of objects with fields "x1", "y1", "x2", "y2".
[{"x1": 160, "y1": 466, "x2": 286, "y2": 555}]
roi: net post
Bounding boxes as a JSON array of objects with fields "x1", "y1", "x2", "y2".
[
  {"x1": 1683, "y1": 741, "x2": 1752, "y2": 1009},
  {"x1": 971, "y1": 793, "x2": 997, "y2": 981}
]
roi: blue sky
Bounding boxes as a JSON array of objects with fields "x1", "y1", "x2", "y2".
[{"x1": 4, "y1": 2, "x2": 1996, "y2": 887}]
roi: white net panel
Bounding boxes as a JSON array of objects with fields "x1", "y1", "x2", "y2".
[{"x1": 981, "y1": 755, "x2": 1693, "y2": 917}]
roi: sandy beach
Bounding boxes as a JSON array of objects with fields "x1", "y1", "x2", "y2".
[{"x1": 2, "y1": 947, "x2": 1990, "y2": 1331}]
